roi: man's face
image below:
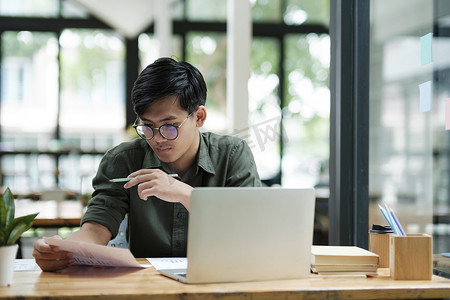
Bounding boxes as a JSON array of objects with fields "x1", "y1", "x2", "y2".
[{"x1": 138, "y1": 96, "x2": 199, "y2": 167}]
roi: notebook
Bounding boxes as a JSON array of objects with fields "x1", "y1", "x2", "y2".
[
  {"x1": 310, "y1": 246, "x2": 379, "y2": 276},
  {"x1": 157, "y1": 187, "x2": 316, "y2": 283}
]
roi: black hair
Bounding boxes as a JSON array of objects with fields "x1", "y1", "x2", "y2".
[{"x1": 131, "y1": 57, "x2": 207, "y2": 116}]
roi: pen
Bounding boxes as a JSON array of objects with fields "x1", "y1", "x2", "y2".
[
  {"x1": 109, "y1": 174, "x2": 178, "y2": 182},
  {"x1": 378, "y1": 204, "x2": 400, "y2": 236},
  {"x1": 384, "y1": 203, "x2": 401, "y2": 235},
  {"x1": 389, "y1": 207, "x2": 406, "y2": 236}
]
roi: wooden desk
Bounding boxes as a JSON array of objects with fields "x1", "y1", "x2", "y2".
[{"x1": 1, "y1": 259, "x2": 450, "y2": 299}]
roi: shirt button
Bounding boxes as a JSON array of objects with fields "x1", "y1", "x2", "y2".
[{"x1": 177, "y1": 212, "x2": 183, "y2": 218}]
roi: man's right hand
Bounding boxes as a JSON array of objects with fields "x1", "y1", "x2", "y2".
[{"x1": 32, "y1": 235, "x2": 74, "y2": 272}]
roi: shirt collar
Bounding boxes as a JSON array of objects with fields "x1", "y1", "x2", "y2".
[{"x1": 196, "y1": 132, "x2": 216, "y2": 175}]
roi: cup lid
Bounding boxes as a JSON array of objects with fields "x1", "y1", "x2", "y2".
[{"x1": 369, "y1": 224, "x2": 393, "y2": 234}]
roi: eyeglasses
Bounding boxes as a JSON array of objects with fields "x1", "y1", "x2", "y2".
[{"x1": 133, "y1": 111, "x2": 194, "y2": 140}]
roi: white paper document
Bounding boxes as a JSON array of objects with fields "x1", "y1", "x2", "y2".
[
  {"x1": 147, "y1": 257, "x2": 187, "y2": 270},
  {"x1": 14, "y1": 259, "x2": 42, "y2": 271},
  {"x1": 44, "y1": 237, "x2": 143, "y2": 268}
]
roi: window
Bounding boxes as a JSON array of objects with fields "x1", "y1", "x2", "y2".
[
  {"x1": 283, "y1": 33, "x2": 330, "y2": 189},
  {"x1": 0, "y1": 0, "x2": 330, "y2": 200},
  {"x1": 369, "y1": 0, "x2": 449, "y2": 254},
  {"x1": 0, "y1": 0, "x2": 59, "y2": 17},
  {"x1": 0, "y1": 2, "x2": 125, "y2": 194},
  {"x1": 186, "y1": 32, "x2": 227, "y2": 132},
  {"x1": 1, "y1": 31, "x2": 58, "y2": 137},
  {"x1": 249, "y1": 37, "x2": 282, "y2": 182},
  {"x1": 59, "y1": 29, "x2": 125, "y2": 145}
]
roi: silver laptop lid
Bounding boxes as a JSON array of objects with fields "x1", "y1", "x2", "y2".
[{"x1": 186, "y1": 187, "x2": 315, "y2": 283}]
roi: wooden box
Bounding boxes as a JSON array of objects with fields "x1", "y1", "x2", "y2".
[
  {"x1": 369, "y1": 233, "x2": 390, "y2": 268},
  {"x1": 389, "y1": 234, "x2": 432, "y2": 280}
]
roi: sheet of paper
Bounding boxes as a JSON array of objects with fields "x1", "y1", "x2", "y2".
[
  {"x1": 419, "y1": 81, "x2": 433, "y2": 113},
  {"x1": 14, "y1": 259, "x2": 42, "y2": 271},
  {"x1": 44, "y1": 237, "x2": 143, "y2": 268},
  {"x1": 147, "y1": 257, "x2": 187, "y2": 270},
  {"x1": 420, "y1": 33, "x2": 433, "y2": 65},
  {"x1": 446, "y1": 99, "x2": 450, "y2": 130}
]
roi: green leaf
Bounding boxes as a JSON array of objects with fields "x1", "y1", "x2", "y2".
[
  {"x1": 5, "y1": 213, "x2": 38, "y2": 245},
  {"x1": 1, "y1": 188, "x2": 15, "y2": 228},
  {"x1": 0, "y1": 199, "x2": 6, "y2": 229},
  {"x1": 0, "y1": 187, "x2": 39, "y2": 246},
  {"x1": 0, "y1": 228, "x2": 6, "y2": 245}
]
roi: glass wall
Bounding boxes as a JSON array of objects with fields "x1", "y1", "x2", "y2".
[
  {"x1": 1, "y1": 30, "x2": 59, "y2": 192},
  {"x1": 136, "y1": 0, "x2": 330, "y2": 190},
  {"x1": 1, "y1": 31, "x2": 58, "y2": 145},
  {"x1": 0, "y1": 5, "x2": 126, "y2": 195},
  {"x1": 59, "y1": 29, "x2": 125, "y2": 144},
  {"x1": 369, "y1": 0, "x2": 450, "y2": 254},
  {"x1": 0, "y1": 0, "x2": 59, "y2": 17},
  {"x1": 186, "y1": 32, "x2": 228, "y2": 133},
  {"x1": 0, "y1": 0, "x2": 330, "y2": 200},
  {"x1": 283, "y1": 33, "x2": 330, "y2": 189}
]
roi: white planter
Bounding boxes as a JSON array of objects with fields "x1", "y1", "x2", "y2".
[{"x1": 0, "y1": 244, "x2": 18, "y2": 286}]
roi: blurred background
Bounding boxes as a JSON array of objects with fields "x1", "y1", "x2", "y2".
[
  {"x1": 0, "y1": 0, "x2": 330, "y2": 196},
  {"x1": 0, "y1": 0, "x2": 449, "y2": 260}
]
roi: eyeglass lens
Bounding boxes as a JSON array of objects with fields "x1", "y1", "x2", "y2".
[
  {"x1": 135, "y1": 124, "x2": 179, "y2": 140},
  {"x1": 137, "y1": 125, "x2": 154, "y2": 139},
  {"x1": 134, "y1": 111, "x2": 194, "y2": 140},
  {"x1": 160, "y1": 125, "x2": 178, "y2": 139}
]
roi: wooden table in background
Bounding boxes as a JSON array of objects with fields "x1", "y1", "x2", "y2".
[
  {"x1": 15, "y1": 199, "x2": 84, "y2": 228},
  {"x1": 31, "y1": 218, "x2": 81, "y2": 228},
  {"x1": 434, "y1": 254, "x2": 450, "y2": 279},
  {"x1": 1, "y1": 259, "x2": 450, "y2": 299}
]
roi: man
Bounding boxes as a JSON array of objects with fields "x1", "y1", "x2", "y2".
[{"x1": 33, "y1": 57, "x2": 261, "y2": 271}]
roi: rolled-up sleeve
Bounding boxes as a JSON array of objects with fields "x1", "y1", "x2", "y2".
[{"x1": 81, "y1": 151, "x2": 131, "y2": 238}]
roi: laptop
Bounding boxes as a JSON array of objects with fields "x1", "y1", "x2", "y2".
[{"x1": 157, "y1": 187, "x2": 316, "y2": 283}]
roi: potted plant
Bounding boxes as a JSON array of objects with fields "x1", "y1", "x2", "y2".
[{"x1": 0, "y1": 187, "x2": 38, "y2": 286}]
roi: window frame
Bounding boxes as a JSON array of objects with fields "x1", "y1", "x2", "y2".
[{"x1": 329, "y1": 0, "x2": 370, "y2": 248}]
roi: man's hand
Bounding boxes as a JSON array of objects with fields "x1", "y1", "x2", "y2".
[
  {"x1": 32, "y1": 222, "x2": 111, "y2": 272},
  {"x1": 124, "y1": 169, "x2": 193, "y2": 211},
  {"x1": 32, "y1": 235, "x2": 74, "y2": 272}
]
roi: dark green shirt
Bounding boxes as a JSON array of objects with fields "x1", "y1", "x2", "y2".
[{"x1": 81, "y1": 132, "x2": 261, "y2": 257}]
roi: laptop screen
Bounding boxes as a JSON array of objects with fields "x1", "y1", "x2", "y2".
[{"x1": 184, "y1": 187, "x2": 315, "y2": 283}]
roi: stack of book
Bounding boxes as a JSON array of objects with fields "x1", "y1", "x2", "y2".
[{"x1": 311, "y1": 245, "x2": 379, "y2": 276}]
